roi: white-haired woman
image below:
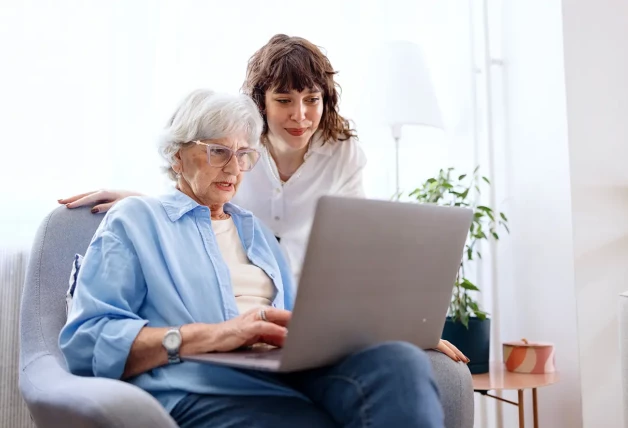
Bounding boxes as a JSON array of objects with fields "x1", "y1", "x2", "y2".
[{"x1": 59, "y1": 89, "x2": 451, "y2": 428}]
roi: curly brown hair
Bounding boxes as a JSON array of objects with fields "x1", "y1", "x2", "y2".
[{"x1": 241, "y1": 34, "x2": 357, "y2": 143}]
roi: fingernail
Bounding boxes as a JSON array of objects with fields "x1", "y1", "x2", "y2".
[
  {"x1": 57, "y1": 199, "x2": 63, "y2": 203},
  {"x1": 466, "y1": 358, "x2": 471, "y2": 363},
  {"x1": 91, "y1": 208, "x2": 99, "y2": 214}
]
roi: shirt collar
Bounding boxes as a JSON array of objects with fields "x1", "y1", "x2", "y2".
[
  {"x1": 307, "y1": 131, "x2": 335, "y2": 157},
  {"x1": 158, "y1": 188, "x2": 249, "y2": 222}
]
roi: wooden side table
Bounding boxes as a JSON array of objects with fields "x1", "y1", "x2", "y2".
[{"x1": 472, "y1": 362, "x2": 559, "y2": 428}]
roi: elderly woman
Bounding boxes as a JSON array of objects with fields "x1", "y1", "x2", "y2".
[{"x1": 59, "y1": 89, "x2": 449, "y2": 428}]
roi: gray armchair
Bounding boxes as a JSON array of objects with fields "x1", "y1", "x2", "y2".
[{"x1": 19, "y1": 205, "x2": 474, "y2": 428}]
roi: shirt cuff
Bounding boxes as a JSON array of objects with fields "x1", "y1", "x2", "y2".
[{"x1": 93, "y1": 318, "x2": 149, "y2": 379}]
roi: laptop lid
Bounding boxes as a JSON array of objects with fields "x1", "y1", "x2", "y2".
[{"x1": 277, "y1": 196, "x2": 473, "y2": 372}]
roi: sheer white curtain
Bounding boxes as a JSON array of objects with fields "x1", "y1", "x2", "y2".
[{"x1": 0, "y1": 0, "x2": 476, "y2": 246}]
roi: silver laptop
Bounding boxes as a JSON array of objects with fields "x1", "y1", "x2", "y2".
[{"x1": 183, "y1": 195, "x2": 473, "y2": 372}]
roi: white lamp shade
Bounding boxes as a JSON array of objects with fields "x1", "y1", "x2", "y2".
[{"x1": 362, "y1": 41, "x2": 444, "y2": 133}]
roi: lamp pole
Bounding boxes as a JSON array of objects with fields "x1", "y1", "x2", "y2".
[{"x1": 392, "y1": 124, "x2": 402, "y2": 197}]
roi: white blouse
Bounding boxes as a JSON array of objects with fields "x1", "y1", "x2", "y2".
[{"x1": 232, "y1": 133, "x2": 367, "y2": 279}]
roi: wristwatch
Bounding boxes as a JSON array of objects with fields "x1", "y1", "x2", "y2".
[{"x1": 162, "y1": 327, "x2": 182, "y2": 364}]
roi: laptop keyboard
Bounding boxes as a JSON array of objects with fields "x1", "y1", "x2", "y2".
[{"x1": 244, "y1": 350, "x2": 283, "y2": 360}]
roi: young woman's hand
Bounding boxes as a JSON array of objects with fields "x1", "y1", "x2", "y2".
[
  {"x1": 58, "y1": 189, "x2": 143, "y2": 213},
  {"x1": 434, "y1": 339, "x2": 469, "y2": 363}
]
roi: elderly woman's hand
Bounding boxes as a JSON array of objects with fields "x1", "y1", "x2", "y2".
[
  {"x1": 201, "y1": 307, "x2": 291, "y2": 353},
  {"x1": 434, "y1": 339, "x2": 469, "y2": 363},
  {"x1": 58, "y1": 189, "x2": 142, "y2": 213}
]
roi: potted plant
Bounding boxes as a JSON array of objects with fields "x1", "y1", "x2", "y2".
[{"x1": 405, "y1": 166, "x2": 509, "y2": 374}]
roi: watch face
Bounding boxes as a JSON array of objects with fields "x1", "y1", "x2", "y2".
[{"x1": 164, "y1": 331, "x2": 181, "y2": 350}]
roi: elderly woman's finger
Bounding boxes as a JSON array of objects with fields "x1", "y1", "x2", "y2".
[
  {"x1": 58, "y1": 190, "x2": 99, "y2": 205},
  {"x1": 261, "y1": 308, "x2": 292, "y2": 326},
  {"x1": 251, "y1": 307, "x2": 292, "y2": 326},
  {"x1": 261, "y1": 334, "x2": 287, "y2": 348},
  {"x1": 250, "y1": 321, "x2": 288, "y2": 340}
]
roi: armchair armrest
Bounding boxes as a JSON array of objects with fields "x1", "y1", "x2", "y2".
[
  {"x1": 20, "y1": 355, "x2": 178, "y2": 428},
  {"x1": 426, "y1": 350, "x2": 474, "y2": 428}
]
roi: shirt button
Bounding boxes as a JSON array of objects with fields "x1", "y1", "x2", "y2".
[{"x1": 274, "y1": 216, "x2": 280, "y2": 221}]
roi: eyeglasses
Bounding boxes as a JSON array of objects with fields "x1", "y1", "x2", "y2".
[{"x1": 193, "y1": 140, "x2": 260, "y2": 172}]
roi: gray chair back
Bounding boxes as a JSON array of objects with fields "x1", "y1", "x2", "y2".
[{"x1": 20, "y1": 206, "x2": 103, "y2": 370}]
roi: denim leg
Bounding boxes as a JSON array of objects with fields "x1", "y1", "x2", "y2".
[
  {"x1": 170, "y1": 393, "x2": 338, "y2": 428},
  {"x1": 284, "y1": 341, "x2": 445, "y2": 428}
]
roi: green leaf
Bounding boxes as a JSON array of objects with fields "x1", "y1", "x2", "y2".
[
  {"x1": 460, "y1": 188, "x2": 469, "y2": 199},
  {"x1": 477, "y1": 205, "x2": 493, "y2": 213},
  {"x1": 460, "y1": 279, "x2": 480, "y2": 291},
  {"x1": 458, "y1": 174, "x2": 467, "y2": 180},
  {"x1": 442, "y1": 182, "x2": 453, "y2": 189},
  {"x1": 475, "y1": 311, "x2": 488, "y2": 320},
  {"x1": 492, "y1": 232, "x2": 499, "y2": 240},
  {"x1": 500, "y1": 212, "x2": 508, "y2": 222},
  {"x1": 467, "y1": 248, "x2": 473, "y2": 260},
  {"x1": 461, "y1": 311, "x2": 470, "y2": 328},
  {"x1": 482, "y1": 176, "x2": 491, "y2": 185},
  {"x1": 476, "y1": 251, "x2": 482, "y2": 259},
  {"x1": 503, "y1": 223, "x2": 510, "y2": 234},
  {"x1": 427, "y1": 178, "x2": 436, "y2": 184},
  {"x1": 468, "y1": 302, "x2": 488, "y2": 317},
  {"x1": 474, "y1": 165, "x2": 480, "y2": 174}
]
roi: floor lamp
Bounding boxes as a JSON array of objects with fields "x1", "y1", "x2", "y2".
[{"x1": 366, "y1": 41, "x2": 444, "y2": 196}]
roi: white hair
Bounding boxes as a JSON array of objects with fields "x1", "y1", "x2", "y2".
[{"x1": 158, "y1": 89, "x2": 264, "y2": 181}]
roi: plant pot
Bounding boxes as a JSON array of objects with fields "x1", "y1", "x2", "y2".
[{"x1": 441, "y1": 316, "x2": 490, "y2": 374}]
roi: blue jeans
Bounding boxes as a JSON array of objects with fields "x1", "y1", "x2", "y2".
[{"x1": 171, "y1": 341, "x2": 445, "y2": 428}]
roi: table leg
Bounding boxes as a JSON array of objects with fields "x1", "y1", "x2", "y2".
[
  {"x1": 533, "y1": 388, "x2": 538, "y2": 428},
  {"x1": 518, "y1": 389, "x2": 525, "y2": 428}
]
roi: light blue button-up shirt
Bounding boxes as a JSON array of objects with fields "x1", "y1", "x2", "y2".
[{"x1": 59, "y1": 190, "x2": 302, "y2": 412}]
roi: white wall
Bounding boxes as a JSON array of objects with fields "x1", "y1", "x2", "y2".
[
  {"x1": 0, "y1": 0, "x2": 474, "y2": 249},
  {"x1": 487, "y1": 0, "x2": 628, "y2": 426},
  {"x1": 487, "y1": 0, "x2": 583, "y2": 426},
  {"x1": 562, "y1": 1, "x2": 628, "y2": 426}
]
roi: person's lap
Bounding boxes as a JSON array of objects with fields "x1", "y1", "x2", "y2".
[
  {"x1": 282, "y1": 341, "x2": 444, "y2": 427},
  {"x1": 171, "y1": 341, "x2": 444, "y2": 428},
  {"x1": 171, "y1": 393, "x2": 338, "y2": 428}
]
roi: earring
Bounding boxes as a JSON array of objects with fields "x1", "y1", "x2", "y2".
[{"x1": 175, "y1": 172, "x2": 181, "y2": 179}]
